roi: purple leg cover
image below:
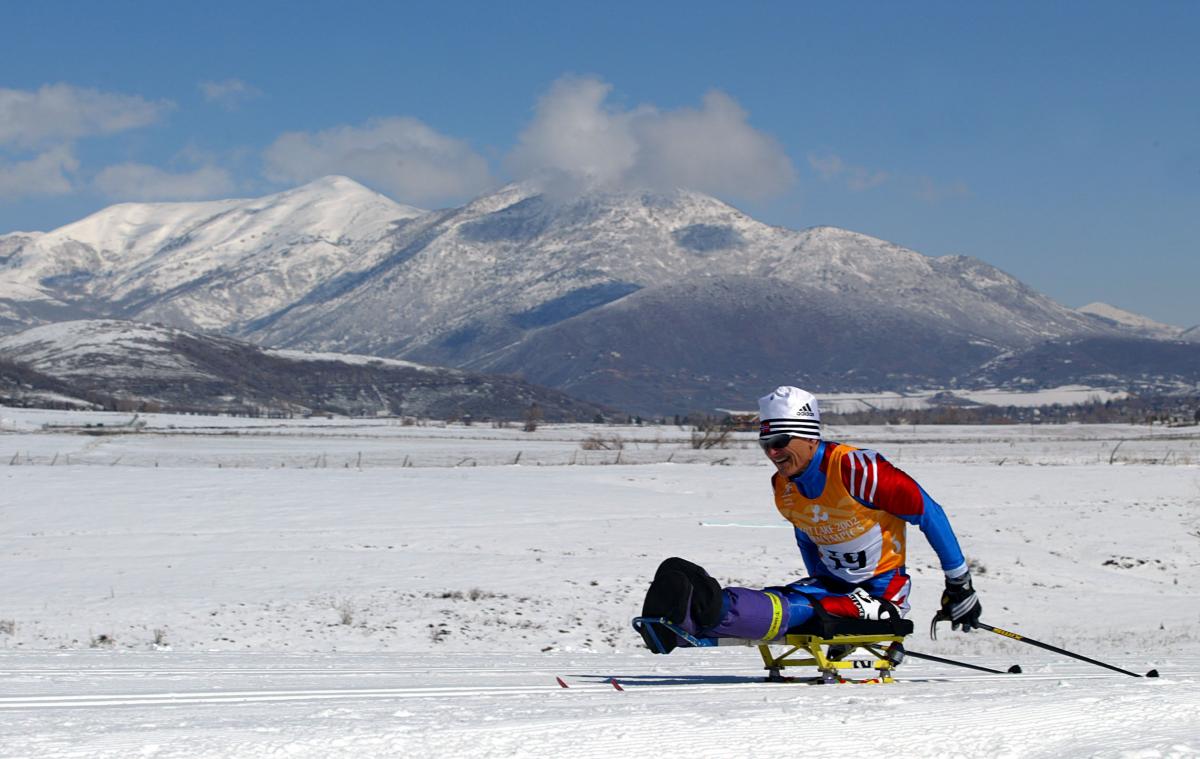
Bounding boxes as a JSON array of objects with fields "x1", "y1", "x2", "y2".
[{"x1": 706, "y1": 587, "x2": 792, "y2": 641}]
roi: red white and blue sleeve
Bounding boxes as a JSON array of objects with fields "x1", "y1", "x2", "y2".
[{"x1": 840, "y1": 450, "x2": 969, "y2": 579}]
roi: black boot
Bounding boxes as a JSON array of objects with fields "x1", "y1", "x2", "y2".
[{"x1": 638, "y1": 557, "x2": 723, "y2": 653}]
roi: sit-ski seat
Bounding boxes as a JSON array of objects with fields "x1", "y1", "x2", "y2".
[{"x1": 632, "y1": 609, "x2": 913, "y2": 684}]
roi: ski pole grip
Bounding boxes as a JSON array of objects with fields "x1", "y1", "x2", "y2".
[{"x1": 929, "y1": 610, "x2": 950, "y2": 640}]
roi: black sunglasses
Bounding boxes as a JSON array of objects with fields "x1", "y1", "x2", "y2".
[{"x1": 758, "y1": 433, "x2": 794, "y2": 451}]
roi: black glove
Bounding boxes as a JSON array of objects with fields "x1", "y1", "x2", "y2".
[{"x1": 940, "y1": 572, "x2": 982, "y2": 632}]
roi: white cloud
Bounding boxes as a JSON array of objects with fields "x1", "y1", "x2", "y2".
[
  {"x1": 262, "y1": 117, "x2": 493, "y2": 205},
  {"x1": 506, "y1": 77, "x2": 641, "y2": 187},
  {"x1": 93, "y1": 163, "x2": 235, "y2": 201},
  {"x1": 636, "y1": 91, "x2": 795, "y2": 198},
  {"x1": 199, "y1": 79, "x2": 261, "y2": 110},
  {"x1": 808, "y1": 153, "x2": 890, "y2": 191},
  {"x1": 506, "y1": 76, "x2": 796, "y2": 199},
  {"x1": 0, "y1": 84, "x2": 171, "y2": 149},
  {"x1": 0, "y1": 146, "x2": 79, "y2": 199}
]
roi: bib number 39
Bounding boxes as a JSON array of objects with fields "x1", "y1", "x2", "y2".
[
  {"x1": 824, "y1": 549, "x2": 868, "y2": 571},
  {"x1": 814, "y1": 526, "x2": 885, "y2": 581}
]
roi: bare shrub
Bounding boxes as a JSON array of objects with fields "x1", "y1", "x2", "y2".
[
  {"x1": 524, "y1": 403, "x2": 542, "y2": 432},
  {"x1": 333, "y1": 598, "x2": 356, "y2": 625},
  {"x1": 581, "y1": 434, "x2": 624, "y2": 450},
  {"x1": 690, "y1": 417, "x2": 733, "y2": 449},
  {"x1": 0, "y1": 619, "x2": 14, "y2": 635}
]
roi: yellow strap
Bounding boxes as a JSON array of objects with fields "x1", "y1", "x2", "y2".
[{"x1": 764, "y1": 592, "x2": 784, "y2": 640}]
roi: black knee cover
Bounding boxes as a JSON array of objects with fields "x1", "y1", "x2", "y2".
[
  {"x1": 642, "y1": 557, "x2": 723, "y2": 626},
  {"x1": 639, "y1": 557, "x2": 723, "y2": 652}
]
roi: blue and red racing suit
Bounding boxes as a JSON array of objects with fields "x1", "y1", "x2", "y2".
[
  {"x1": 772, "y1": 439, "x2": 968, "y2": 615},
  {"x1": 704, "y1": 440, "x2": 970, "y2": 640}
]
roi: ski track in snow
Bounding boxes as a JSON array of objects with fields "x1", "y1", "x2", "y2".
[
  {"x1": 2, "y1": 410, "x2": 1199, "y2": 757},
  {"x1": 1, "y1": 653, "x2": 1197, "y2": 758}
]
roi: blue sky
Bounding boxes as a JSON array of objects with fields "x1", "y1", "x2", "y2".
[{"x1": 2, "y1": 1, "x2": 1197, "y2": 325}]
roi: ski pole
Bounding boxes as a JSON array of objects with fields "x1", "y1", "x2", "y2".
[
  {"x1": 975, "y1": 622, "x2": 1159, "y2": 678},
  {"x1": 903, "y1": 648, "x2": 1021, "y2": 675},
  {"x1": 866, "y1": 644, "x2": 1020, "y2": 675}
]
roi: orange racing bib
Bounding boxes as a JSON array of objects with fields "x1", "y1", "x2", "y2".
[{"x1": 773, "y1": 444, "x2": 908, "y2": 582}]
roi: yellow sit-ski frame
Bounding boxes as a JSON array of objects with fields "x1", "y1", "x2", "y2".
[
  {"x1": 632, "y1": 615, "x2": 910, "y2": 684},
  {"x1": 756, "y1": 632, "x2": 906, "y2": 683}
]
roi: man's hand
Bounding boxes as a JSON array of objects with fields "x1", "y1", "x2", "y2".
[{"x1": 940, "y1": 573, "x2": 982, "y2": 631}]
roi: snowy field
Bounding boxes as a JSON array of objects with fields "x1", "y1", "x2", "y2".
[
  {"x1": 1, "y1": 407, "x2": 1199, "y2": 757},
  {"x1": 816, "y1": 385, "x2": 1130, "y2": 413}
]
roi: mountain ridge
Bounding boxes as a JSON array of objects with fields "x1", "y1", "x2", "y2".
[
  {"x1": 1077, "y1": 301, "x2": 1194, "y2": 341},
  {"x1": 3, "y1": 177, "x2": 1197, "y2": 414}
]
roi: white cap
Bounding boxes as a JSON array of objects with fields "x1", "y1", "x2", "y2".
[{"x1": 757, "y1": 386, "x2": 821, "y2": 440}]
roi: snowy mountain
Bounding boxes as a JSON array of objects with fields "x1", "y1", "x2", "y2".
[
  {"x1": 3, "y1": 178, "x2": 1196, "y2": 414},
  {"x1": 0, "y1": 319, "x2": 607, "y2": 420},
  {"x1": 246, "y1": 185, "x2": 1107, "y2": 355},
  {"x1": 0, "y1": 176, "x2": 425, "y2": 332},
  {"x1": 1077, "y1": 301, "x2": 1198, "y2": 341},
  {"x1": 236, "y1": 183, "x2": 1125, "y2": 411}
]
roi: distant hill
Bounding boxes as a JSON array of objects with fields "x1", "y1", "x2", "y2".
[
  {"x1": 971, "y1": 336, "x2": 1200, "y2": 392},
  {"x1": 0, "y1": 354, "x2": 91, "y2": 410},
  {"x1": 1077, "y1": 302, "x2": 1197, "y2": 342},
  {"x1": 0, "y1": 320, "x2": 608, "y2": 420}
]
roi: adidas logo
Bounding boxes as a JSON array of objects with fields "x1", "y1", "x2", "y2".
[{"x1": 795, "y1": 403, "x2": 815, "y2": 418}]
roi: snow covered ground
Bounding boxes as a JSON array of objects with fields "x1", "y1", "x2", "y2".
[
  {"x1": 817, "y1": 385, "x2": 1130, "y2": 413},
  {"x1": 1, "y1": 407, "x2": 1198, "y2": 757}
]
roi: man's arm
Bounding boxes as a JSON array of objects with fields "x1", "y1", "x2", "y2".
[
  {"x1": 840, "y1": 448, "x2": 982, "y2": 630},
  {"x1": 907, "y1": 487, "x2": 969, "y2": 578},
  {"x1": 844, "y1": 446, "x2": 984, "y2": 629},
  {"x1": 839, "y1": 449, "x2": 967, "y2": 577}
]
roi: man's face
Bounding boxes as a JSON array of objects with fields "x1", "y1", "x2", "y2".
[{"x1": 761, "y1": 435, "x2": 818, "y2": 478}]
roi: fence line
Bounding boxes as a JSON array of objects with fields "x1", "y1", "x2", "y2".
[{"x1": 5, "y1": 449, "x2": 1197, "y2": 469}]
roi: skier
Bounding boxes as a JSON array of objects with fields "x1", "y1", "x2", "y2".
[{"x1": 640, "y1": 385, "x2": 982, "y2": 652}]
